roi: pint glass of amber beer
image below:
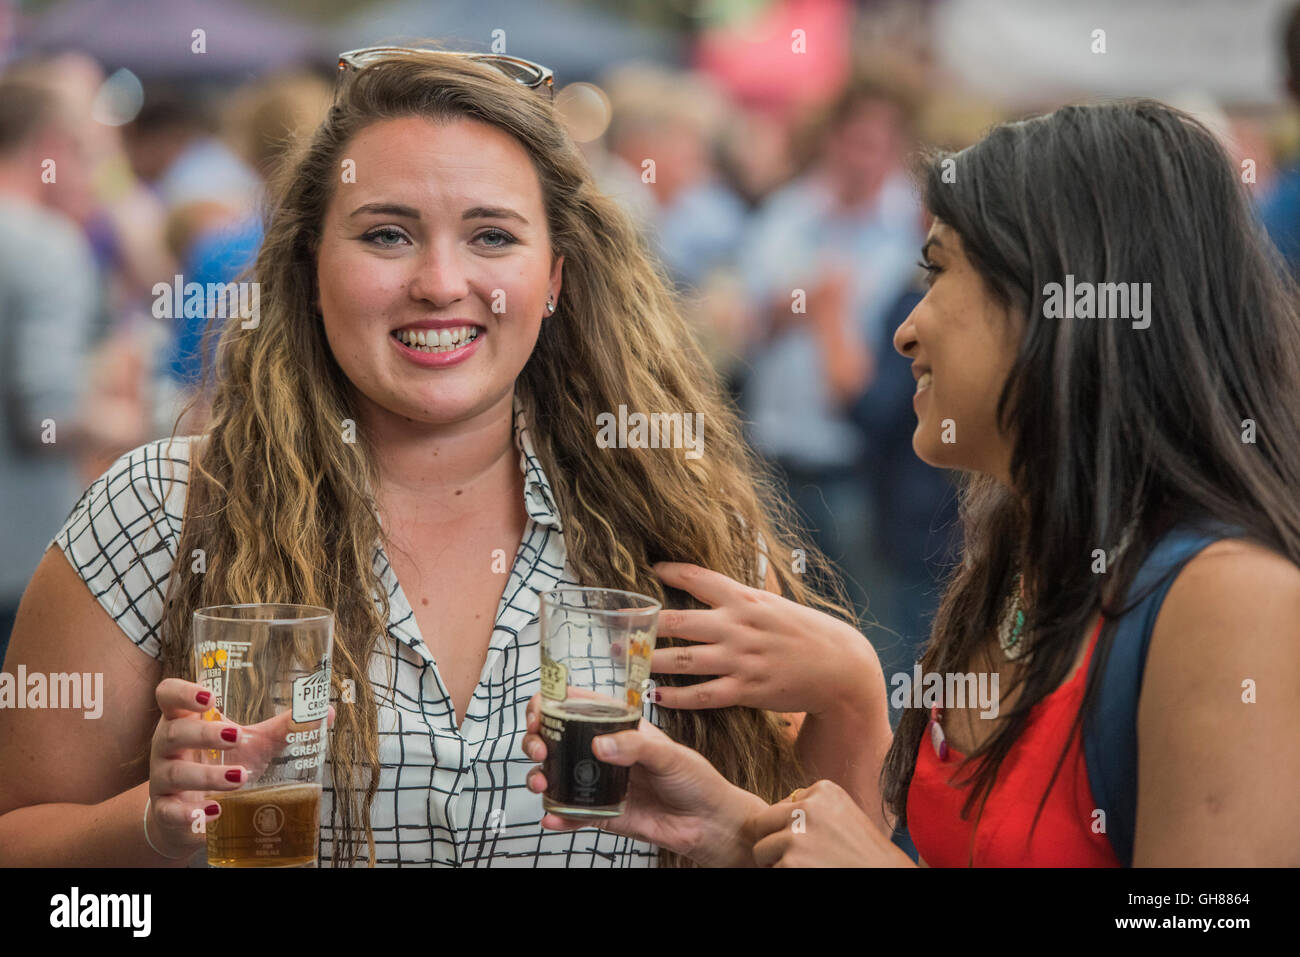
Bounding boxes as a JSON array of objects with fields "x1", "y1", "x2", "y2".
[
  {"x1": 539, "y1": 588, "x2": 659, "y2": 819},
  {"x1": 192, "y1": 604, "x2": 333, "y2": 867}
]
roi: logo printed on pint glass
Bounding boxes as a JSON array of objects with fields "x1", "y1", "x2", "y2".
[
  {"x1": 540, "y1": 654, "x2": 567, "y2": 701},
  {"x1": 625, "y1": 631, "x2": 653, "y2": 708},
  {"x1": 291, "y1": 663, "x2": 331, "y2": 723},
  {"x1": 197, "y1": 639, "x2": 252, "y2": 715},
  {"x1": 253, "y1": 803, "x2": 285, "y2": 836},
  {"x1": 574, "y1": 759, "x2": 599, "y2": 787}
]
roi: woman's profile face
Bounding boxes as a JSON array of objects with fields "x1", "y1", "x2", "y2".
[
  {"x1": 893, "y1": 220, "x2": 1021, "y2": 483},
  {"x1": 316, "y1": 115, "x2": 563, "y2": 428}
]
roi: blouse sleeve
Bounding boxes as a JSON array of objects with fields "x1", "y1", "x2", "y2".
[{"x1": 48, "y1": 437, "x2": 192, "y2": 661}]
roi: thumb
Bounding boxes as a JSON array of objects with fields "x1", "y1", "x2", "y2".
[{"x1": 590, "y1": 719, "x2": 683, "y2": 774}]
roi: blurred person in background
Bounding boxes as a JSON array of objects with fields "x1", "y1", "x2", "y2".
[
  {"x1": 8, "y1": 53, "x2": 173, "y2": 312},
  {"x1": 845, "y1": 96, "x2": 1003, "y2": 723},
  {"x1": 153, "y1": 71, "x2": 331, "y2": 437},
  {"x1": 0, "y1": 78, "x2": 141, "y2": 665},
  {"x1": 1260, "y1": 1, "x2": 1300, "y2": 272},
  {"x1": 737, "y1": 71, "x2": 925, "y2": 633},
  {"x1": 123, "y1": 86, "x2": 261, "y2": 441},
  {"x1": 602, "y1": 65, "x2": 751, "y2": 387},
  {"x1": 122, "y1": 86, "x2": 261, "y2": 214},
  {"x1": 7, "y1": 54, "x2": 176, "y2": 484},
  {"x1": 603, "y1": 66, "x2": 747, "y2": 290},
  {"x1": 716, "y1": 108, "x2": 797, "y2": 211},
  {"x1": 847, "y1": 270, "x2": 959, "y2": 723}
]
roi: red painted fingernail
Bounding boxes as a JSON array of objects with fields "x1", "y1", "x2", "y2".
[
  {"x1": 220, "y1": 727, "x2": 238, "y2": 743},
  {"x1": 196, "y1": 690, "x2": 211, "y2": 706},
  {"x1": 205, "y1": 803, "x2": 220, "y2": 815},
  {"x1": 651, "y1": 690, "x2": 662, "y2": 702},
  {"x1": 225, "y1": 769, "x2": 242, "y2": 783}
]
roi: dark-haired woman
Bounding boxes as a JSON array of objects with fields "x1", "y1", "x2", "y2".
[{"x1": 523, "y1": 98, "x2": 1300, "y2": 866}]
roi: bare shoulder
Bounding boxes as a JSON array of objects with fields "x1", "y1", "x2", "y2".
[
  {"x1": 1177, "y1": 535, "x2": 1300, "y2": 585},
  {"x1": 1135, "y1": 537, "x2": 1300, "y2": 864},
  {"x1": 1144, "y1": 537, "x2": 1300, "y2": 694},
  {"x1": 1156, "y1": 537, "x2": 1300, "y2": 647}
]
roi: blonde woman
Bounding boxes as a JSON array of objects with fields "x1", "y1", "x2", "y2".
[{"x1": 0, "y1": 49, "x2": 886, "y2": 867}]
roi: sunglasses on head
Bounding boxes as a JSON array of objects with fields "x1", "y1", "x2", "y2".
[{"x1": 336, "y1": 47, "x2": 555, "y2": 101}]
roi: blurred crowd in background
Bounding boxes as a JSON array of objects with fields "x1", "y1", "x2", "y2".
[{"x1": 4, "y1": 0, "x2": 1300, "y2": 718}]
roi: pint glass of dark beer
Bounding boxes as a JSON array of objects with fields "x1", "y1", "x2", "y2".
[
  {"x1": 539, "y1": 587, "x2": 659, "y2": 819},
  {"x1": 192, "y1": 604, "x2": 334, "y2": 867}
]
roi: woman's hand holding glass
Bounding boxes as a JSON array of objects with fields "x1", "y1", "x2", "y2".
[
  {"x1": 522, "y1": 694, "x2": 911, "y2": 867},
  {"x1": 145, "y1": 678, "x2": 334, "y2": 860},
  {"x1": 522, "y1": 692, "x2": 767, "y2": 867}
]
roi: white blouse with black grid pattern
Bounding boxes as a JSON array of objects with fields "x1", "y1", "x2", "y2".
[{"x1": 50, "y1": 399, "x2": 667, "y2": 867}]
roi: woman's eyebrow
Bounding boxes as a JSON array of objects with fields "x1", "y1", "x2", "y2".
[
  {"x1": 462, "y1": 205, "x2": 529, "y2": 225},
  {"x1": 349, "y1": 202, "x2": 420, "y2": 219},
  {"x1": 921, "y1": 236, "x2": 944, "y2": 260},
  {"x1": 345, "y1": 203, "x2": 530, "y2": 226}
]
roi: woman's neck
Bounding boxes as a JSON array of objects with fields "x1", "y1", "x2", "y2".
[{"x1": 357, "y1": 390, "x2": 522, "y2": 528}]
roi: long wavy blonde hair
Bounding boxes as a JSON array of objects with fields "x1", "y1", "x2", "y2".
[{"x1": 156, "y1": 50, "x2": 852, "y2": 866}]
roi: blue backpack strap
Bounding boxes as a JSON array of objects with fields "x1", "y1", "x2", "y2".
[{"x1": 1082, "y1": 522, "x2": 1240, "y2": 866}]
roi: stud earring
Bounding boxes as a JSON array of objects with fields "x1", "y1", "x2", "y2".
[{"x1": 546, "y1": 297, "x2": 555, "y2": 315}]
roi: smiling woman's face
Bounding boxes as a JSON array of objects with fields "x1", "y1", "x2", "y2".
[
  {"x1": 316, "y1": 115, "x2": 563, "y2": 427},
  {"x1": 893, "y1": 220, "x2": 1022, "y2": 483}
]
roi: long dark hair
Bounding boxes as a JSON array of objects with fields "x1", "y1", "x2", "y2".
[{"x1": 881, "y1": 99, "x2": 1300, "y2": 849}]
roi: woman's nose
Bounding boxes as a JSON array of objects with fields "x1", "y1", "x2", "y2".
[
  {"x1": 408, "y1": 242, "x2": 470, "y2": 307},
  {"x1": 893, "y1": 307, "x2": 918, "y2": 358}
]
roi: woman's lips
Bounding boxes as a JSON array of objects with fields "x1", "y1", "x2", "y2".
[{"x1": 389, "y1": 328, "x2": 484, "y2": 368}]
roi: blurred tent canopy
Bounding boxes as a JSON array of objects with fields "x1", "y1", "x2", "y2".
[
  {"x1": 332, "y1": 0, "x2": 683, "y2": 85},
  {"x1": 935, "y1": 0, "x2": 1293, "y2": 109},
  {"x1": 20, "y1": 0, "x2": 328, "y2": 79}
]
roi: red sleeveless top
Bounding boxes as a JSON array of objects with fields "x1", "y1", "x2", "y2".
[{"x1": 906, "y1": 619, "x2": 1121, "y2": 867}]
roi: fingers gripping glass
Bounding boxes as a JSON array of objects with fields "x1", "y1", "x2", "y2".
[{"x1": 336, "y1": 47, "x2": 555, "y2": 100}]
